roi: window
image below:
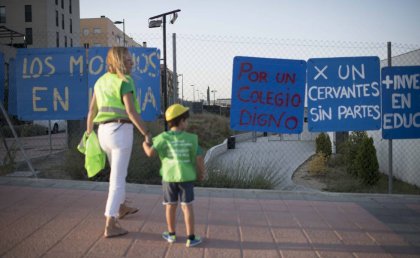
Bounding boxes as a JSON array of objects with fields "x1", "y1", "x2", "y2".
[
  {"x1": 83, "y1": 43, "x2": 90, "y2": 49},
  {"x1": 61, "y1": 14, "x2": 64, "y2": 29},
  {"x1": 55, "y1": 10, "x2": 58, "y2": 26},
  {"x1": 69, "y1": 0, "x2": 72, "y2": 14},
  {"x1": 25, "y1": 5, "x2": 32, "y2": 22},
  {"x1": 70, "y1": 38, "x2": 73, "y2": 47},
  {"x1": 56, "y1": 32, "x2": 59, "y2": 47},
  {"x1": 69, "y1": 18, "x2": 72, "y2": 33},
  {"x1": 83, "y1": 28, "x2": 89, "y2": 36},
  {"x1": 0, "y1": 6, "x2": 5, "y2": 23},
  {"x1": 64, "y1": 36, "x2": 67, "y2": 47},
  {"x1": 61, "y1": 0, "x2": 64, "y2": 9},
  {"x1": 55, "y1": 0, "x2": 58, "y2": 5},
  {"x1": 25, "y1": 28, "x2": 33, "y2": 45},
  {"x1": 93, "y1": 28, "x2": 101, "y2": 34}
]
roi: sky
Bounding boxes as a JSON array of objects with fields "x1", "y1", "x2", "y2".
[
  {"x1": 80, "y1": 0, "x2": 420, "y2": 44},
  {"x1": 80, "y1": 0, "x2": 420, "y2": 100}
]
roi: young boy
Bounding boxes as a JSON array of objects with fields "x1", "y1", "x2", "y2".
[{"x1": 143, "y1": 104, "x2": 205, "y2": 247}]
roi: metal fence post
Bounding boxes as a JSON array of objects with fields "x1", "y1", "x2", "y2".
[{"x1": 387, "y1": 41, "x2": 393, "y2": 194}]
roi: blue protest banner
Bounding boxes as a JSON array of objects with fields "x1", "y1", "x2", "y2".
[
  {"x1": 382, "y1": 66, "x2": 420, "y2": 139},
  {"x1": 0, "y1": 52, "x2": 4, "y2": 104},
  {"x1": 7, "y1": 58, "x2": 17, "y2": 115},
  {"x1": 129, "y1": 47, "x2": 161, "y2": 121},
  {"x1": 307, "y1": 56, "x2": 381, "y2": 132},
  {"x1": 87, "y1": 47, "x2": 161, "y2": 121},
  {"x1": 15, "y1": 48, "x2": 88, "y2": 120},
  {"x1": 230, "y1": 56, "x2": 307, "y2": 134}
]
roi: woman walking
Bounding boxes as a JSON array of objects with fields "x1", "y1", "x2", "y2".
[{"x1": 86, "y1": 47, "x2": 151, "y2": 238}]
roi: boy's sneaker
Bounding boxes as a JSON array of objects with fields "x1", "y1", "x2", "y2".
[
  {"x1": 162, "y1": 232, "x2": 176, "y2": 243},
  {"x1": 186, "y1": 236, "x2": 202, "y2": 247}
]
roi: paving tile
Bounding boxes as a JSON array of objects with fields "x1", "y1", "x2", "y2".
[
  {"x1": 243, "y1": 249, "x2": 280, "y2": 257},
  {"x1": 165, "y1": 244, "x2": 205, "y2": 258},
  {"x1": 210, "y1": 197, "x2": 236, "y2": 211},
  {"x1": 0, "y1": 178, "x2": 420, "y2": 257},
  {"x1": 316, "y1": 250, "x2": 354, "y2": 258},
  {"x1": 335, "y1": 230, "x2": 376, "y2": 246},
  {"x1": 265, "y1": 211, "x2": 300, "y2": 228},
  {"x1": 208, "y1": 210, "x2": 238, "y2": 226},
  {"x1": 272, "y1": 228, "x2": 309, "y2": 244},
  {"x1": 280, "y1": 249, "x2": 319, "y2": 257},
  {"x1": 126, "y1": 241, "x2": 167, "y2": 258},
  {"x1": 238, "y1": 211, "x2": 268, "y2": 226},
  {"x1": 303, "y1": 229, "x2": 342, "y2": 245},
  {"x1": 353, "y1": 251, "x2": 392, "y2": 258},
  {"x1": 208, "y1": 225, "x2": 239, "y2": 242},
  {"x1": 205, "y1": 248, "x2": 241, "y2": 258},
  {"x1": 259, "y1": 199, "x2": 288, "y2": 212},
  {"x1": 367, "y1": 231, "x2": 410, "y2": 246},
  {"x1": 240, "y1": 226, "x2": 275, "y2": 243}
]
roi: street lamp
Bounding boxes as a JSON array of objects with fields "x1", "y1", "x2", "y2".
[
  {"x1": 148, "y1": 9, "x2": 181, "y2": 131},
  {"x1": 211, "y1": 90, "x2": 217, "y2": 105},
  {"x1": 177, "y1": 74, "x2": 184, "y2": 104},
  {"x1": 190, "y1": 84, "x2": 195, "y2": 102},
  {"x1": 114, "y1": 19, "x2": 125, "y2": 46}
]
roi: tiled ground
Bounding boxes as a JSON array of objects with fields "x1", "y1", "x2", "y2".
[{"x1": 0, "y1": 177, "x2": 419, "y2": 258}]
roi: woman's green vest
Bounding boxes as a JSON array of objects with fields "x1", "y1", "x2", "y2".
[{"x1": 93, "y1": 73, "x2": 140, "y2": 123}]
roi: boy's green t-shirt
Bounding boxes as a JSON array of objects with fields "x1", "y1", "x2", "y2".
[{"x1": 152, "y1": 131, "x2": 203, "y2": 182}]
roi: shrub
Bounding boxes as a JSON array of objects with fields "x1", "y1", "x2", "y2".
[
  {"x1": 343, "y1": 131, "x2": 368, "y2": 177},
  {"x1": 355, "y1": 137, "x2": 380, "y2": 185},
  {"x1": 308, "y1": 153, "x2": 328, "y2": 175},
  {"x1": 315, "y1": 133, "x2": 332, "y2": 157},
  {"x1": 187, "y1": 112, "x2": 233, "y2": 149},
  {"x1": 0, "y1": 124, "x2": 47, "y2": 137},
  {"x1": 200, "y1": 157, "x2": 281, "y2": 189}
]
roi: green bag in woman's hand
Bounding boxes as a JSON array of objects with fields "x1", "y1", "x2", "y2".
[{"x1": 77, "y1": 131, "x2": 106, "y2": 178}]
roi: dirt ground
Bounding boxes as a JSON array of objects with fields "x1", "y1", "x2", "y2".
[{"x1": 292, "y1": 155, "x2": 326, "y2": 191}]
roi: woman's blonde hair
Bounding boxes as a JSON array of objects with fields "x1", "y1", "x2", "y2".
[{"x1": 106, "y1": 47, "x2": 130, "y2": 81}]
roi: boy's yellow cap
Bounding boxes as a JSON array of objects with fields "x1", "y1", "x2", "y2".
[{"x1": 165, "y1": 104, "x2": 189, "y2": 121}]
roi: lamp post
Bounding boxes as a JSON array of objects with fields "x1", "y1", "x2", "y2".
[
  {"x1": 211, "y1": 90, "x2": 217, "y2": 105},
  {"x1": 177, "y1": 74, "x2": 184, "y2": 104},
  {"x1": 149, "y1": 9, "x2": 181, "y2": 131},
  {"x1": 190, "y1": 84, "x2": 195, "y2": 102},
  {"x1": 114, "y1": 19, "x2": 125, "y2": 46}
]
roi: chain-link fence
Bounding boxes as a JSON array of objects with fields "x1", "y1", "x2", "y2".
[{"x1": 1, "y1": 32, "x2": 419, "y2": 193}]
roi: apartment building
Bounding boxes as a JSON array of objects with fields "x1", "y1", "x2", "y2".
[
  {"x1": 0, "y1": 0, "x2": 80, "y2": 48},
  {"x1": 80, "y1": 16, "x2": 141, "y2": 48}
]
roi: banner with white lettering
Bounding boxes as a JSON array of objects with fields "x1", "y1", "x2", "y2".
[
  {"x1": 307, "y1": 56, "x2": 381, "y2": 132},
  {"x1": 7, "y1": 58, "x2": 17, "y2": 115},
  {"x1": 231, "y1": 56, "x2": 307, "y2": 133},
  {"x1": 87, "y1": 47, "x2": 161, "y2": 121},
  {"x1": 382, "y1": 66, "x2": 420, "y2": 139},
  {"x1": 15, "y1": 48, "x2": 88, "y2": 120}
]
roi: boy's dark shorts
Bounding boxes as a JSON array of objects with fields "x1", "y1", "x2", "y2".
[{"x1": 162, "y1": 181, "x2": 194, "y2": 205}]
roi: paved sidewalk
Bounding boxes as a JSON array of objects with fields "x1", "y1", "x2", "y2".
[{"x1": 0, "y1": 177, "x2": 420, "y2": 258}]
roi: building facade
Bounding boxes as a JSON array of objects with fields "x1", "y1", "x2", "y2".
[
  {"x1": 0, "y1": 0, "x2": 80, "y2": 48},
  {"x1": 80, "y1": 16, "x2": 141, "y2": 48}
]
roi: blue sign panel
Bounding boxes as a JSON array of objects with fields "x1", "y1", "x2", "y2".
[
  {"x1": 307, "y1": 56, "x2": 381, "y2": 132},
  {"x1": 87, "y1": 47, "x2": 161, "y2": 121},
  {"x1": 0, "y1": 52, "x2": 4, "y2": 104},
  {"x1": 7, "y1": 58, "x2": 17, "y2": 115},
  {"x1": 15, "y1": 48, "x2": 88, "y2": 120},
  {"x1": 382, "y1": 66, "x2": 420, "y2": 139},
  {"x1": 231, "y1": 56, "x2": 307, "y2": 134}
]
